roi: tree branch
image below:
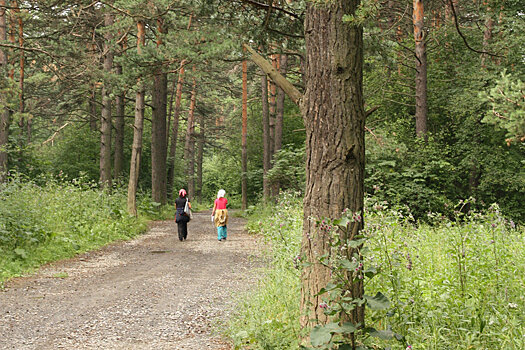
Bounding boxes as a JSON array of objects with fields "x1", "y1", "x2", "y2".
[
  {"x1": 448, "y1": 0, "x2": 502, "y2": 58},
  {"x1": 239, "y1": 0, "x2": 302, "y2": 20},
  {"x1": 243, "y1": 43, "x2": 303, "y2": 106}
]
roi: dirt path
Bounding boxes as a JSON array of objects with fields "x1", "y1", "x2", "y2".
[{"x1": 0, "y1": 211, "x2": 262, "y2": 350}]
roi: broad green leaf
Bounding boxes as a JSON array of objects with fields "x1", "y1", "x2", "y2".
[
  {"x1": 364, "y1": 292, "x2": 390, "y2": 310},
  {"x1": 365, "y1": 327, "x2": 394, "y2": 340},
  {"x1": 14, "y1": 248, "x2": 27, "y2": 259},
  {"x1": 310, "y1": 325, "x2": 332, "y2": 346}
]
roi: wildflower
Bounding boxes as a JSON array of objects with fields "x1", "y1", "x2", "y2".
[
  {"x1": 510, "y1": 220, "x2": 516, "y2": 229},
  {"x1": 319, "y1": 302, "x2": 328, "y2": 309},
  {"x1": 491, "y1": 223, "x2": 496, "y2": 228},
  {"x1": 406, "y1": 346, "x2": 412, "y2": 350},
  {"x1": 508, "y1": 303, "x2": 518, "y2": 309}
]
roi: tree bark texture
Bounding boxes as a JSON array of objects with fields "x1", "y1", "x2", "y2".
[
  {"x1": 269, "y1": 54, "x2": 278, "y2": 158},
  {"x1": 127, "y1": 20, "x2": 146, "y2": 216},
  {"x1": 0, "y1": 1, "x2": 9, "y2": 182},
  {"x1": 114, "y1": 34, "x2": 127, "y2": 181},
  {"x1": 89, "y1": 86, "x2": 97, "y2": 132},
  {"x1": 100, "y1": 12, "x2": 114, "y2": 189},
  {"x1": 113, "y1": 66, "x2": 125, "y2": 181},
  {"x1": 196, "y1": 117, "x2": 204, "y2": 203},
  {"x1": 151, "y1": 16, "x2": 168, "y2": 205},
  {"x1": 12, "y1": 2, "x2": 23, "y2": 116},
  {"x1": 167, "y1": 60, "x2": 186, "y2": 200},
  {"x1": 184, "y1": 67, "x2": 197, "y2": 199},
  {"x1": 481, "y1": 5, "x2": 494, "y2": 68},
  {"x1": 273, "y1": 54, "x2": 288, "y2": 197},
  {"x1": 413, "y1": 0, "x2": 428, "y2": 137},
  {"x1": 241, "y1": 58, "x2": 248, "y2": 210},
  {"x1": 151, "y1": 66, "x2": 168, "y2": 205},
  {"x1": 261, "y1": 71, "x2": 271, "y2": 202},
  {"x1": 301, "y1": 0, "x2": 366, "y2": 334}
]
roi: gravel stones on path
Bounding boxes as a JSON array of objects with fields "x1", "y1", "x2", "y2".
[{"x1": 0, "y1": 212, "x2": 262, "y2": 350}]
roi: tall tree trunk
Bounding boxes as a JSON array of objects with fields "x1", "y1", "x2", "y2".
[
  {"x1": 301, "y1": 0, "x2": 366, "y2": 342},
  {"x1": 167, "y1": 60, "x2": 186, "y2": 200},
  {"x1": 100, "y1": 11, "x2": 114, "y2": 189},
  {"x1": 269, "y1": 54, "x2": 277, "y2": 157},
  {"x1": 151, "y1": 17, "x2": 168, "y2": 205},
  {"x1": 261, "y1": 71, "x2": 271, "y2": 202},
  {"x1": 481, "y1": 4, "x2": 494, "y2": 68},
  {"x1": 184, "y1": 67, "x2": 197, "y2": 199},
  {"x1": 166, "y1": 75, "x2": 176, "y2": 148},
  {"x1": 113, "y1": 34, "x2": 127, "y2": 182},
  {"x1": 113, "y1": 72, "x2": 125, "y2": 181},
  {"x1": 0, "y1": 1, "x2": 9, "y2": 182},
  {"x1": 167, "y1": 16, "x2": 192, "y2": 200},
  {"x1": 151, "y1": 67, "x2": 168, "y2": 204},
  {"x1": 413, "y1": 0, "x2": 428, "y2": 138},
  {"x1": 127, "y1": 20, "x2": 146, "y2": 216},
  {"x1": 241, "y1": 58, "x2": 248, "y2": 210},
  {"x1": 273, "y1": 54, "x2": 287, "y2": 197},
  {"x1": 89, "y1": 86, "x2": 98, "y2": 131},
  {"x1": 196, "y1": 116, "x2": 204, "y2": 203},
  {"x1": 12, "y1": 2, "x2": 23, "y2": 121}
]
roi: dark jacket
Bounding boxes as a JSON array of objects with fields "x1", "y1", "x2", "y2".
[{"x1": 175, "y1": 196, "x2": 190, "y2": 223}]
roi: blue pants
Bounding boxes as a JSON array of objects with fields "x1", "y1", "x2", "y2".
[{"x1": 217, "y1": 225, "x2": 227, "y2": 240}]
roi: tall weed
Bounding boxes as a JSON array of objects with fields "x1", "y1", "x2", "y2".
[
  {"x1": 227, "y1": 195, "x2": 524, "y2": 349},
  {"x1": 365, "y1": 202, "x2": 525, "y2": 349}
]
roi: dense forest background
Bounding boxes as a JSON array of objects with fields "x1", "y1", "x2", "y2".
[
  {"x1": 1, "y1": 1, "x2": 524, "y2": 348},
  {"x1": 0, "y1": 0, "x2": 523, "y2": 220}
]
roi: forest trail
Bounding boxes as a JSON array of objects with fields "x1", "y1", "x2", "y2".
[{"x1": 0, "y1": 212, "x2": 262, "y2": 350}]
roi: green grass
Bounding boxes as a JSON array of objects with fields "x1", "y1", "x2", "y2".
[
  {"x1": 226, "y1": 195, "x2": 525, "y2": 349},
  {"x1": 225, "y1": 192, "x2": 304, "y2": 349},
  {"x1": 0, "y1": 177, "x2": 169, "y2": 284}
]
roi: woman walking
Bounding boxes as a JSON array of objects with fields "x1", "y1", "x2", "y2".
[
  {"x1": 212, "y1": 189, "x2": 228, "y2": 242},
  {"x1": 175, "y1": 189, "x2": 191, "y2": 241}
]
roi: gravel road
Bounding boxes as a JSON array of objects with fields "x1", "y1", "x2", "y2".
[{"x1": 0, "y1": 211, "x2": 262, "y2": 350}]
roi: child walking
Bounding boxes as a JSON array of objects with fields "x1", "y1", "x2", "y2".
[{"x1": 212, "y1": 189, "x2": 228, "y2": 241}]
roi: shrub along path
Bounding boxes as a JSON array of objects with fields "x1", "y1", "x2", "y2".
[{"x1": 0, "y1": 211, "x2": 261, "y2": 350}]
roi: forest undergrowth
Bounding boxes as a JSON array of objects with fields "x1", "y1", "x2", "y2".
[
  {"x1": 0, "y1": 175, "x2": 171, "y2": 285},
  {"x1": 226, "y1": 193, "x2": 524, "y2": 349}
]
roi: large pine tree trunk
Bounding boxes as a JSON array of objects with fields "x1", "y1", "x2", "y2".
[
  {"x1": 127, "y1": 20, "x2": 146, "y2": 216},
  {"x1": 241, "y1": 58, "x2": 248, "y2": 210},
  {"x1": 301, "y1": 0, "x2": 366, "y2": 337},
  {"x1": 184, "y1": 68, "x2": 197, "y2": 199},
  {"x1": 100, "y1": 12, "x2": 114, "y2": 189},
  {"x1": 0, "y1": 1, "x2": 9, "y2": 182},
  {"x1": 151, "y1": 66, "x2": 168, "y2": 205},
  {"x1": 151, "y1": 17, "x2": 168, "y2": 205},
  {"x1": 414, "y1": 0, "x2": 428, "y2": 137},
  {"x1": 261, "y1": 72, "x2": 271, "y2": 202},
  {"x1": 167, "y1": 60, "x2": 186, "y2": 200}
]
